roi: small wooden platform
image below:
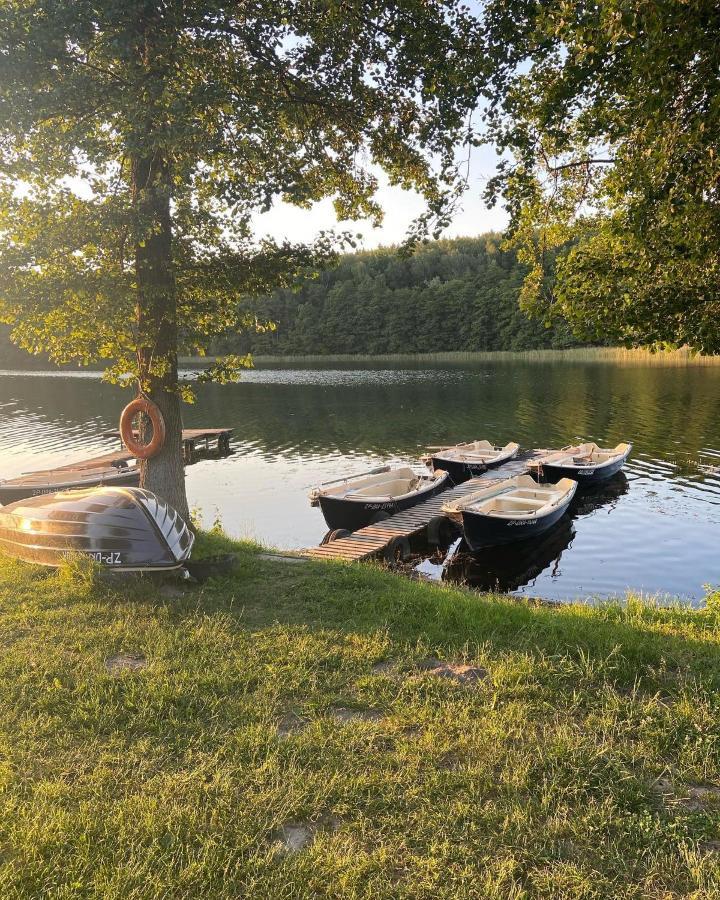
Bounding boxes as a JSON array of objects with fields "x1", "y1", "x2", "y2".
[
  {"x1": 23, "y1": 450, "x2": 135, "y2": 476},
  {"x1": 303, "y1": 450, "x2": 548, "y2": 563},
  {"x1": 103, "y1": 427, "x2": 233, "y2": 463}
]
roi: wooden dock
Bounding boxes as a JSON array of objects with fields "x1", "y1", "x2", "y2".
[
  {"x1": 303, "y1": 450, "x2": 547, "y2": 563},
  {"x1": 103, "y1": 427, "x2": 233, "y2": 463},
  {"x1": 24, "y1": 449, "x2": 135, "y2": 475},
  {"x1": 17, "y1": 428, "x2": 234, "y2": 482}
]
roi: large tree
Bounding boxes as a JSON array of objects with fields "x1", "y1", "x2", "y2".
[
  {"x1": 0, "y1": 1, "x2": 481, "y2": 516},
  {"x1": 480, "y1": 0, "x2": 720, "y2": 354}
]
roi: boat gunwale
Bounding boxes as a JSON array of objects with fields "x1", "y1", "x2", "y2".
[
  {"x1": 314, "y1": 468, "x2": 449, "y2": 505},
  {"x1": 532, "y1": 442, "x2": 632, "y2": 472},
  {"x1": 443, "y1": 476, "x2": 577, "y2": 519}
]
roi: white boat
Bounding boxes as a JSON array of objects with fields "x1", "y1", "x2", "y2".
[
  {"x1": 430, "y1": 440, "x2": 519, "y2": 483},
  {"x1": 442, "y1": 474, "x2": 577, "y2": 550},
  {"x1": 531, "y1": 442, "x2": 632, "y2": 484},
  {"x1": 310, "y1": 466, "x2": 451, "y2": 532}
]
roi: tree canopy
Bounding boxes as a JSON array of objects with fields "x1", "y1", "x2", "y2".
[
  {"x1": 0, "y1": 1, "x2": 483, "y2": 513},
  {"x1": 480, "y1": 0, "x2": 720, "y2": 354}
]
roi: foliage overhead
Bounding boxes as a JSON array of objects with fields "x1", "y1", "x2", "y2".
[
  {"x1": 480, "y1": 0, "x2": 720, "y2": 354},
  {"x1": 0, "y1": 0, "x2": 483, "y2": 385},
  {"x1": 218, "y1": 235, "x2": 583, "y2": 356}
]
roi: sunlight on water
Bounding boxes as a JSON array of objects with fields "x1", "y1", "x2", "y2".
[{"x1": 0, "y1": 360, "x2": 718, "y2": 602}]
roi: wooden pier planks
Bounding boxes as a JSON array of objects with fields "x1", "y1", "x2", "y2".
[
  {"x1": 103, "y1": 427, "x2": 233, "y2": 463},
  {"x1": 103, "y1": 427, "x2": 233, "y2": 443},
  {"x1": 15, "y1": 428, "x2": 235, "y2": 487},
  {"x1": 303, "y1": 449, "x2": 549, "y2": 563}
]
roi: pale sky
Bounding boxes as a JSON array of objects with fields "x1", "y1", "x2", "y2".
[{"x1": 254, "y1": 143, "x2": 509, "y2": 250}]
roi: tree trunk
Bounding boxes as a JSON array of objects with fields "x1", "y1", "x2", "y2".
[{"x1": 132, "y1": 153, "x2": 190, "y2": 522}]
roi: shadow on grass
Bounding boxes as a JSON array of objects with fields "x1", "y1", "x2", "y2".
[{"x1": 158, "y1": 549, "x2": 720, "y2": 690}]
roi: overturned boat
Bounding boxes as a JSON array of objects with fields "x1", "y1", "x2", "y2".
[
  {"x1": 442, "y1": 474, "x2": 577, "y2": 551},
  {"x1": 0, "y1": 462, "x2": 140, "y2": 506},
  {"x1": 531, "y1": 442, "x2": 632, "y2": 485},
  {"x1": 429, "y1": 440, "x2": 519, "y2": 484},
  {"x1": 0, "y1": 486, "x2": 194, "y2": 571},
  {"x1": 310, "y1": 466, "x2": 450, "y2": 532}
]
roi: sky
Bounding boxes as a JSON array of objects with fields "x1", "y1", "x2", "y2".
[{"x1": 254, "y1": 143, "x2": 509, "y2": 250}]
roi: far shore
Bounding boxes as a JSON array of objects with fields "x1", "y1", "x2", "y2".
[
  {"x1": 3, "y1": 345, "x2": 719, "y2": 374},
  {"x1": 180, "y1": 346, "x2": 720, "y2": 368}
]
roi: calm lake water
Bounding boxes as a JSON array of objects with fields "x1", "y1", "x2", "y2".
[{"x1": 1, "y1": 359, "x2": 719, "y2": 603}]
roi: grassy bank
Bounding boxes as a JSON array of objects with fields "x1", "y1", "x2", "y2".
[
  {"x1": 181, "y1": 347, "x2": 720, "y2": 368},
  {"x1": 1, "y1": 540, "x2": 720, "y2": 897}
]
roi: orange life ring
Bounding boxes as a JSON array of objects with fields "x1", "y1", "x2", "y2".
[{"x1": 119, "y1": 396, "x2": 166, "y2": 460}]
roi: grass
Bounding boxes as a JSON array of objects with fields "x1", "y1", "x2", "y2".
[
  {"x1": 180, "y1": 347, "x2": 720, "y2": 367},
  {"x1": 1, "y1": 537, "x2": 720, "y2": 898}
]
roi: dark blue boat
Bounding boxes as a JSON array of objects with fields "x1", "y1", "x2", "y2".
[
  {"x1": 443, "y1": 474, "x2": 577, "y2": 551},
  {"x1": 430, "y1": 439, "x2": 519, "y2": 484},
  {"x1": 311, "y1": 466, "x2": 451, "y2": 532},
  {"x1": 531, "y1": 442, "x2": 632, "y2": 485}
]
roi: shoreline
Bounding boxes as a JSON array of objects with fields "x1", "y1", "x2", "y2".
[{"x1": 181, "y1": 346, "x2": 720, "y2": 367}]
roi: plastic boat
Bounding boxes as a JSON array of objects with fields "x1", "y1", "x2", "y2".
[
  {"x1": 0, "y1": 486, "x2": 194, "y2": 570},
  {"x1": 442, "y1": 474, "x2": 577, "y2": 550},
  {"x1": 0, "y1": 463, "x2": 140, "y2": 506},
  {"x1": 310, "y1": 466, "x2": 451, "y2": 532},
  {"x1": 429, "y1": 440, "x2": 519, "y2": 484},
  {"x1": 531, "y1": 442, "x2": 632, "y2": 484}
]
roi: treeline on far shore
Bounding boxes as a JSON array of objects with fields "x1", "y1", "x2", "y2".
[{"x1": 213, "y1": 234, "x2": 585, "y2": 357}]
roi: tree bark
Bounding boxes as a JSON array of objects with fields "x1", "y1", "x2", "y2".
[{"x1": 132, "y1": 152, "x2": 190, "y2": 521}]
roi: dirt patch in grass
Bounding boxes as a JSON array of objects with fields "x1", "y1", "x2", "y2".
[
  {"x1": 683, "y1": 784, "x2": 720, "y2": 811},
  {"x1": 371, "y1": 659, "x2": 395, "y2": 675},
  {"x1": 417, "y1": 657, "x2": 488, "y2": 685},
  {"x1": 276, "y1": 712, "x2": 308, "y2": 738},
  {"x1": 273, "y1": 814, "x2": 341, "y2": 854},
  {"x1": 274, "y1": 822, "x2": 315, "y2": 853},
  {"x1": 653, "y1": 777, "x2": 720, "y2": 811},
  {"x1": 328, "y1": 706, "x2": 384, "y2": 724},
  {"x1": 105, "y1": 652, "x2": 147, "y2": 674}
]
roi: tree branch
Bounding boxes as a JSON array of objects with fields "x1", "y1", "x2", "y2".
[{"x1": 548, "y1": 158, "x2": 615, "y2": 173}]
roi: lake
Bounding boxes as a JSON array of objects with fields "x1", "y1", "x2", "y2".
[{"x1": 0, "y1": 358, "x2": 718, "y2": 603}]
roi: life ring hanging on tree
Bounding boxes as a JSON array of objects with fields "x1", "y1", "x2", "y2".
[{"x1": 119, "y1": 396, "x2": 166, "y2": 460}]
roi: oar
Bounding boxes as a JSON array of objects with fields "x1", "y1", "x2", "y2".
[{"x1": 317, "y1": 465, "x2": 391, "y2": 488}]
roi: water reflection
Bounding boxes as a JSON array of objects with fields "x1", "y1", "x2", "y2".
[{"x1": 0, "y1": 361, "x2": 719, "y2": 601}]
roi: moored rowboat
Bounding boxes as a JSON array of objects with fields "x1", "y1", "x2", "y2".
[
  {"x1": 530, "y1": 442, "x2": 632, "y2": 485},
  {"x1": 0, "y1": 463, "x2": 140, "y2": 506},
  {"x1": 429, "y1": 440, "x2": 519, "y2": 484},
  {"x1": 442, "y1": 474, "x2": 577, "y2": 551},
  {"x1": 310, "y1": 466, "x2": 451, "y2": 532},
  {"x1": 0, "y1": 486, "x2": 194, "y2": 570}
]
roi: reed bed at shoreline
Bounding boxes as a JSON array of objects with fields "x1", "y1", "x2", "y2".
[{"x1": 181, "y1": 346, "x2": 720, "y2": 368}]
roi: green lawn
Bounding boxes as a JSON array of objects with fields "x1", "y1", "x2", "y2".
[{"x1": 1, "y1": 539, "x2": 719, "y2": 898}]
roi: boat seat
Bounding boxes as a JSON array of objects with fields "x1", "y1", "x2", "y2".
[
  {"x1": 512, "y1": 489, "x2": 560, "y2": 501},
  {"x1": 345, "y1": 477, "x2": 418, "y2": 498},
  {"x1": 478, "y1": 497, "x2": 547, "y2": 515}
]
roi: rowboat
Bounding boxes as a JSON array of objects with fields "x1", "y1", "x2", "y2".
[
  {"x1": 0, "y1": 486, "x2": 194, "y2": 571},
  {"x1": 530, "y1": 442, "x2": 632, "y2": 485},
  {"x1": 429, "y1": 440, "x2": 519, "y2": 484},
  {"x1": 442, "y1": 474, "x2": 577, "y2": 550},
  {"x1": 0, "y1": 463, "x2": 140, "y2": 506},
  {"x1": 310, "y1": 466, "x2": 451, "y2": 532}
]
